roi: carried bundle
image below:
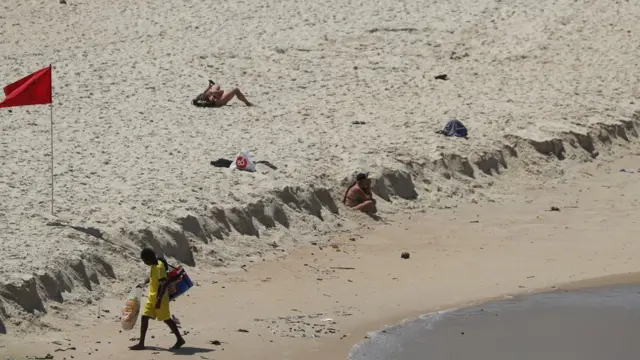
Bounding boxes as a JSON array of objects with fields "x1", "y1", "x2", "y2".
[
  {"x1": 121, "y1": 286, "x2": 143, "y2": 330},
  {"x1": 159, "y1": 258, "x2": 193, "y2": 301}
]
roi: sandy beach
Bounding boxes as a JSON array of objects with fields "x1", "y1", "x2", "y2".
[
  {"x1": 4, "y1": 153, "x2": 640, "y2": 359},
  {"x1": 1, "y1": 0, "x2": 640, "y2": 358}
]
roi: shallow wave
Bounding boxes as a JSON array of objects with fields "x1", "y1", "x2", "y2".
[{"x1": 348, "y1": 284, "x2": 640, "y2": 360}]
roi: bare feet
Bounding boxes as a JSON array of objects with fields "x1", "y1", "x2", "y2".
[
  {"x1": 129, "y1": 343, "x2": 146, "y2": 350},
  {"x1": 170, "y1": 338, "x2": 186, "y2": 350}
]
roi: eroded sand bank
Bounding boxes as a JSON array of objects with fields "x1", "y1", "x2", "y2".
[{"x1": 3, "y1": 154, "x2": 640, "y2": 359}]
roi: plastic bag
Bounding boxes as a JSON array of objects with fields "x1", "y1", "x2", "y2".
[
  {"x1": 229, "y1": 150, "x2": 256, "y2": 172},
  {"x1": 121, "y1": 286, "x2": 142, "y2": 330}
]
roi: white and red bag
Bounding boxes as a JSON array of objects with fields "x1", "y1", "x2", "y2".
[{"x1": 229, "y1": 150, "x2": 256, "y2": 172}]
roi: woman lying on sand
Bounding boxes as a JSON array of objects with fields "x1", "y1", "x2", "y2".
[
  {"x1": 192, "y1": 80, "x2": 252, "y2": 107},
  {"x1": 343, "y1": 172, "x2": 377, "y2": 214}
]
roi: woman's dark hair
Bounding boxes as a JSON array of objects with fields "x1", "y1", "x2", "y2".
[{"x1": 192, "y1": 93, "x2": 220, "y2": 108}]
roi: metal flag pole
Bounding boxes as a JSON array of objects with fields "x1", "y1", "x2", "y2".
[{"x1": 50, "y1": 64, "x2": 54, "y2": 216}]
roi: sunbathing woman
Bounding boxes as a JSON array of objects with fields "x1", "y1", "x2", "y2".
[
  {"x1": 193, "y1": 80, "x2": 252, "y2": 107},
  {"x1": 343, "y1": 173, "x2": 377, "y2": 214}
]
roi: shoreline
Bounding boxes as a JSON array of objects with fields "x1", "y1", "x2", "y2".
[
  {"x1": 5, "y1": 264, "x2": 640, "y2": 359},
  {"x1": 299, "y1": 272, "x2": 640, "y2": 360},
  {"x1": 3, "y1": 154, "x2": 640, "y2": 360},
  {"x1": 6, "y1": 262, "x2": 640, "y2": 360},
  {"x1": 348, "y1": 282, "x2": 640, "y2": 360},
  {"x1": 341, "y1": 271, "x2": 640, "y2": 360}
]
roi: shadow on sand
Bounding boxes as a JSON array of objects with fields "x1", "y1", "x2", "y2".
[
  {"x1": 366, "y1": 213, "x2": 382, "y2": 221},
  {"x1": 146, "y1": 346, "x2": 215, "y2": 356}
]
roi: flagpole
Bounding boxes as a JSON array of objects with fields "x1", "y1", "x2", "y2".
[{"x1": 50, "y1": 64, "x2": 54, "y2": 216}]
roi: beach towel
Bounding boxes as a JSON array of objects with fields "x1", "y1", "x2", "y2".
[
  {"x1": 437, "y1": 119, "x2": 468, "y2": 137},
  {"x1": 211, "y1": 158, "x2": 233, "y2": 167}
]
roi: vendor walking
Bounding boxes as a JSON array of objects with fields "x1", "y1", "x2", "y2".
[{"x1": 129, "y1": 248, "x2": 185, "y2": 351}]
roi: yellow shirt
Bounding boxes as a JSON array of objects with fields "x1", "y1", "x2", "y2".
[{"x1": 147, "y1": 259, "x2": 167, "y2": 301}]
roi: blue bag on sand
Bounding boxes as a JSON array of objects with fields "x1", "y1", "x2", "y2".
[{"x1": 440, "y1": 119, "x2": 468, "y2": 137}]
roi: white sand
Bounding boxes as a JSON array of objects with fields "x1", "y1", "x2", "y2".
[
  {"x1": 3, "y1": 152, "x2": 640, "y2": 359},
  {"x1": 0, "y1": 0, "x2": 639, "y2": 343}
]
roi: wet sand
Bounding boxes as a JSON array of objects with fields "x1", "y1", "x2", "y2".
[{"x1": 349, "y1": 284, "x2": 640, "y2": 360}]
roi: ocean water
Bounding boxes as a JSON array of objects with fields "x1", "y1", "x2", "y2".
[{"x1": 348, "y1": 284, "x2": 640, "y2": 360}]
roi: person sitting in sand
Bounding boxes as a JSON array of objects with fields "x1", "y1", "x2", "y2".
[
  {"x1": 192, "y1": 80, "x2": 252, "y2": 107},
  {"x1": 343, "y1": 172, "x2": 377, "y2": 214}
]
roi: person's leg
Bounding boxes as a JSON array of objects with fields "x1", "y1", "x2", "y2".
[
  {"x1": 171, "y1": 314, "x2": 181, "y2": 327},
  {"x1": 231, "y1": 88, "x2": 251, "y2": 105},
  {"x1": 155, "y1": 297, "x2": 183, "y2": 350},
  {"x1": 367, "y1": 201, "x2": 378, "y2": 214},
  {"x1": 214, "y1": 88, "x2": 252, "y2": 106},
  {"x1": 129, "y1": 316, "x2": 151, "y2": 350},
  {"x1": 164, "y1": 318, "x2": 185, "y2": 350},
  {"x1": 352, "y1": 200, "x2": 377, "y2": 214}
]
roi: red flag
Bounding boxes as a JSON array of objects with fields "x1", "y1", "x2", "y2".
[{"x1": 0, "y1": 66, "x2": 52, "y2": 108}]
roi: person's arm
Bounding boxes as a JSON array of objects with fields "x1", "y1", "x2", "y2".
[
  {"x1": 363, "y1": 188, "x2": 373, "y2": 198},
  {"x1": 155, "y1": 278, "x2": 168, "y2": 308},
  {"x1": 344, "y1": 187, "x2": 361, "y2": 206},
  {"x1": 155, "y1": 262, "x2": 170, "y2": 308},
  {"x1": 136, "y1": 278, "x2": 150, "y2": 288},
  {"x1": 210, "y1": 89, "x2": 223, "y2": 100},
  {"x1": 363, "y1": 187, "x2": 375, "y2": 202},
  {"x1": 355, "y1": 187, "x2": 372, "y2": 201}
]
